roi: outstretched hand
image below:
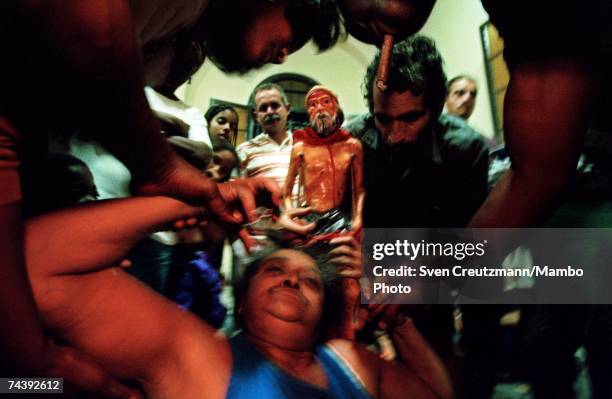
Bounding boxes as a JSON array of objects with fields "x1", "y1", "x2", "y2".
[
  {"x1": 132, "y1": 155, "x2": 280, "y2": 225},
  {"x1": 218, "y1": 177, "x2": 281, "y2": 223},
  {"x1": 132, "y1": 155, "x2": 241, "y2": 223},
  {"x1": 276, "y1": 207, "x2": 316, "y2": 236}
]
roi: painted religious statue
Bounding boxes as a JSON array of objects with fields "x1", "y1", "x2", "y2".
[{"x1": 283, "y1": 85, "x2": 364, "y2": 241}]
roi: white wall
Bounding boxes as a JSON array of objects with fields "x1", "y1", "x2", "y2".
[
  {"x1": 180, "y1": 37, "x2": 377, "y2": 116},
  {"x1": 420, "y1": 0, "x2": 494, "y2": 138},
  {"x1": 178, "y1": 0, "x2": 494, "y2": 138}
]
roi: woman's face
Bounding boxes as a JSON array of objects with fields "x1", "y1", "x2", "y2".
[
  {"x1": 208, "y1": 109, "x2": 238, "y2": 142},
  {"x1": 205, "y1": 149, "x2": 237, "y2": 182},
  {"x1": 241, "y1": 249, "x2": 324, "y2": 339}
]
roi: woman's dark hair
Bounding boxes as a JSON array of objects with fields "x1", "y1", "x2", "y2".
[
  {"x1": 204, "y1": 104, "x2": 239, "y2": 126},
  {"x1": 233, "y1": 242, "x2": 344, "y2": 342},
  {"x1": 205, "y1": 105, "x2": 239, "y2": 144},
  {"x1": 202, "y1": 0, "x2": 344, "y2": 74},
  {"x1": 285, "y1": 0, "x2": 345, "y2": 53}
]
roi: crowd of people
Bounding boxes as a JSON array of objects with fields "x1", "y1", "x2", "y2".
[{"x1": 1, "y1": 1, "x2": 610, "y2": 398}]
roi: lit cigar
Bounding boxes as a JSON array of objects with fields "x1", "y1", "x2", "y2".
[{"x1": 376, "y1": 35, "x2": 394, "y2": 91}]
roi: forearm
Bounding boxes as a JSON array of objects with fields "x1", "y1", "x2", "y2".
[
  {"x1": 26, "y1": 197, "x2": 203, "y2": 276},
  {"x1": 12, "y1": 1, "x2": 174, "y2": 183},
  {"x1": 468, "y1": 167, "x2": 566, "y2": 227},
  {"x1": 469, "y1": 59, "x2": 593, "y2": 228},
  {"x1": 389, "y1": 319, "x2": 452, "y2": 399}
]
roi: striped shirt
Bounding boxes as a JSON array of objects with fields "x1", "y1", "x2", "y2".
[{"x1": 236, "y1": 132, "x2": 293, "y2": 188}]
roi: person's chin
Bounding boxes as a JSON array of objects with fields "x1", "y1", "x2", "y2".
[
  {"x1": 208, "y1": 51, "x2": 265, "y2": 74},
  {"x1": 386, "y1": 133, "x2": 418, "y2": 144},
  {"x1": 266, "y1": 302, "x2": 306, "y2": 323}
]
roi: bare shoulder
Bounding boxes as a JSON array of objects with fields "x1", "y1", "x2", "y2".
[
  {"x1": 325, "y1": 338, "x2": 380, "y2": 397},
  {"x1": 347, "y1": 137, "x2": 363, "y2": 151},
  {"x1": 292, "y1": 141, "x2": 306, "y2": 155}
]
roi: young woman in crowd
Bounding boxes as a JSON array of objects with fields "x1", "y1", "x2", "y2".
[{"x1": 206, "y1": 105, "x2": 240, "y2": 144}]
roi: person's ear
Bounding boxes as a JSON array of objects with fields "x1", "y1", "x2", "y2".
[{"x1": 286, "y1": 103, "x2": 291, "y2": 115}]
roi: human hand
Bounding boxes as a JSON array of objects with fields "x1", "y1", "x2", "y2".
[
  {"x1": 329, "y1": 235, "x2": 362, "y2": 279},
  {"x1": 218, "y1": 177, "x2": 281, "y2": 223},
  {"x1": 171, "y1": 217, "x2": 202, "y2": 231},
  {"x1": 132, "y1": 155, "x2": 242, "y2": 223},
  {"x1": 44, "y1": 341, "x2": 142, "y2": 399},
  {"x1": 276, "y1": 207, "x2": 316, "y2": 236},
  {"x1": 364, "y1": 304, "x2": 431, "y2": 332},
  {"x1": 328, "y1": 235, "x2": 363, "y2": 339}
]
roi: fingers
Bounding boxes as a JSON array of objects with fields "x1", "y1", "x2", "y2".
[
  {"x1": 277, "y1": 207, "x2": 316, "y2": 235},
  {"x1": 236, "y1": 185, "x2": 258, "y2": 222},
  {"x1": 251, "y1": 177, "x2": 281, "y2": 206},
  {"x1": 218, "y1": 178, "x2": 280, "y2": 223},
  {"x1": 281, "y1": 218, "x2": 316, "y2": 236},
  {"x1": 330, "y1": 256, "x2": 361, "y2": 271},
  {"x1": 329, "y1": 235, "x2": 362, "y2": 276},
  {"x1": 328, "y1": 245, "x2": 358, "y2": 259},
  {"x1": 367, "y1": 304, "x2": 402, "y2": 331},
  {"x1": 185, "y1": 217, "x2": 198, "y2": 226},
  {"x1": 238, "y1": 228, "x2": 257, "y2": 254},
  {"x1": 172, "y1": 218, "x2": 200, "y2": 231},
  {"x1": 205, "y1": 185, "x2": 242, "y2": 224},
  {"x1": 329, "y1": 235, "x2": 360, "y2": 249},
  {"x1": 284, "y1": 206, "x2": 313, "y2": 218}
]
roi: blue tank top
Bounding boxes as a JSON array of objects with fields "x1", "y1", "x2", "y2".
[{"x1": 226, "y1": 333, "x2": 373, "y2": 399}]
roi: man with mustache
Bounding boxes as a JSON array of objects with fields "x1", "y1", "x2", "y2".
[
  {"x1": 284, "y1": 86, "x2": 365, "y2": 238},
  {"x1": 237, "y1": 84, "x2": 294, "y2": 189}
]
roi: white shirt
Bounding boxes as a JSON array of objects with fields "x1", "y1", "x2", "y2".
[
  {"x1": 145, "y1": 87, "x2": 210, "y2": 145},
  {"x1": 68, "y1": 137, "x2": 132, "y2": 200},
  {"x1": 236, "y1": 132, "x2": 293, "y2": 189}
]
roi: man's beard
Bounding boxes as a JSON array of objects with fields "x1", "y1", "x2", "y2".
[{"x1": 310, "y1": 112, "x2": 337, "y2": 136}]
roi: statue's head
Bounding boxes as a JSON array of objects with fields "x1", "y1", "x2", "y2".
[{"x1": 305, "y1": 86, "x2": 340, "y2": 136}]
